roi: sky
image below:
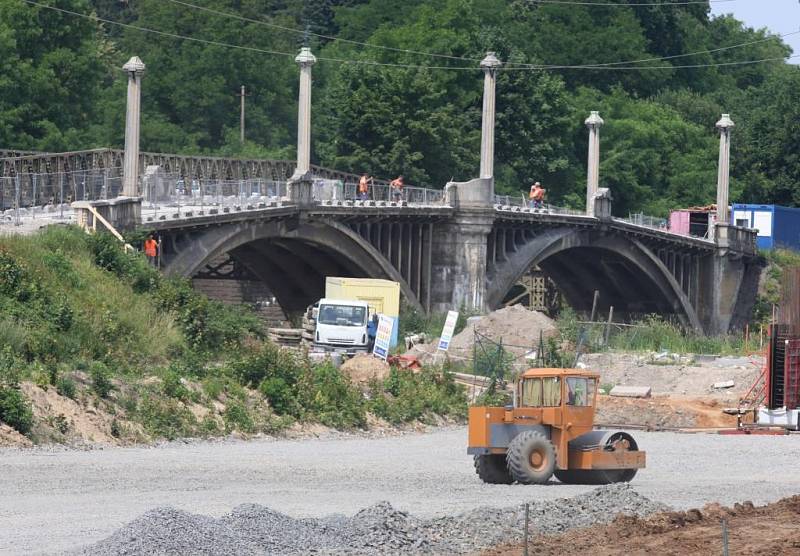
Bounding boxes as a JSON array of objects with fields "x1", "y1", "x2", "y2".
[{"x1": 710, "y1": 0, "x2": 800, "y2": 64}]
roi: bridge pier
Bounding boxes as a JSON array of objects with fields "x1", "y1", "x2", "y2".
[{"x1": 430, "y1": 210, "x2": 494, "y2": 313}]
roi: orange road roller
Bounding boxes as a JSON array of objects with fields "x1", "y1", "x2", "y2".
[{"x1": 468, "y1": 368, "x2": 645, "y2": 484}]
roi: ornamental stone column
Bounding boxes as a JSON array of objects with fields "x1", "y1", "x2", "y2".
[
  {"x1": 479, "y1": 52, "x2": 502, "y2": 180},
  {"x1": 122, "y1": 56, "x2": 145, "y2": 197},
  {"x1": 585, "y1": 110, "x2": 604, "y2": 217},
  {"x1": 715, "y1": 114, "x2": 735, "y2": 225},
  {"x1": 292, "y1": 47, "x2": 316, "y2": 181}
]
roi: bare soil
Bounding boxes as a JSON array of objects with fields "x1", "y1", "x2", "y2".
[
  {"x1": 484, "y1": 495, "x2": 800, "y2": 556},
  {"x1": 340, "y1": 353, "x2": 391, "y2": 388},
  {"x1": 595, "y1": 394, "x2": 740, "y2": 429}
]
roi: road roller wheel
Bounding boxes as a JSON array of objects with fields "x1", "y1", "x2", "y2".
[
  {"x1": 556, "y1": 431, "x2": 639, "y2": 484},
  {"x1": 474, "y1": 454, "x2": 513, "y2": 484},
  {"x1": 506, "y1": 431, "x2": 556, "y2": 485}
]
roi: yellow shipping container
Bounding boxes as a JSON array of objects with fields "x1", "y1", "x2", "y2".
[{"x1": 324, "y1": 277, "x2": 400, "y2": 317}]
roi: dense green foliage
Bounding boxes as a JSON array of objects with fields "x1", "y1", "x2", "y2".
[
  {"x1": 0, "y1": 227, "x2": 467, "y2": 438},
  {"x1": 1, "y1": 0, "x2": 797, "y2": 215}
]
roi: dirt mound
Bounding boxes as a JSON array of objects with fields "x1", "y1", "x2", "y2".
[
  {"x1": 449, "y1": 305, "x2": 556, "y2": 358},
  {"x1": 484, "y1": 495, "x2": 800, "y2": 556},
  {"x1": 341, "y1": 354, "x2": 391, "y2": 387},
  {"x1": 0, "y1": 423, "x2": 32, "y2": 447},
  {"x1": 595, "y1": 395, "x2": 739, "y2": 429}
]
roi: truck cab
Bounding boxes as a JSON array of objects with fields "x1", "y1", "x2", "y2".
[{"x1": 314, "y1": 298, "x2": 370, "y2": 354}]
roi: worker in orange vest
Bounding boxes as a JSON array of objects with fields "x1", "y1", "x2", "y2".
[
  {"x1": 529, "y1": 181, "x2": 545, "y2": 209},
  {"x1": 144, "y1": 234, "x2": 158, "y2": 267},
  {"x1": 358, "y1": 174, "x2": 373, "y2": 201},
  {"x1": 390, "y1": 175, "x2": 404, "y2": 202}
]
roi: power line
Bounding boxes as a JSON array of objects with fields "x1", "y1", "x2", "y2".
[
  {"x1": 163, "y1": 0, "x2": 484, "y2": 65},
  {"x1": 161, "y1": 0, "x2": 793, "y2": 71},
  {"x1": 530, "y1": 0, "x2": 736, "y2": 5},
  {"x1": 504, "y1": 53, "x2": 799, "y2": 70},
  {"x1": 20, "y1": 0, "x2": 797, "y2": 73}
]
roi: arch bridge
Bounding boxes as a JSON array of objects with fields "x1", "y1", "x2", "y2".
[{"x1": 149, "y1": 186, "x2": 761, "y2": 335}]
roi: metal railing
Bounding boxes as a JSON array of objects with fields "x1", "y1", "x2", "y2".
[{"x1": 492, "y1": 194, "x2": 585, "y2": 217}]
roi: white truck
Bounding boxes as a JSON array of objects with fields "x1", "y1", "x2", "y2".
[{"x1": 313, "y1": 298, "x2": 372, "y2": 354}]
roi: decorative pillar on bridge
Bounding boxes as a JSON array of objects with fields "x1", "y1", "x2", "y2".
[
  {"x1": 585, "y1": 110, "x2": 604, "y2": 217},
  {"x1": 715, "y1": 113, "x2": 734, "y2": 226},
  {"x1": 73, "y1": 56, "x2": 144, "y2": 232},
  {"x1": 122, "y1": 56, "x2": 146, "y2": 197},
  {"x1": 287, "y1": 47, "x2": 317, "y2": 205},
  {"x1": 479, "y1": 52, "x2": 502, "y2": 181}
]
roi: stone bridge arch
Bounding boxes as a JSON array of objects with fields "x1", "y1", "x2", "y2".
[
  {"x1": 486, "y1": 227, "x2": 703, "y2": 331},
  {"x1": 160, "y1": 216, "x2": 422, "y2": 317}
]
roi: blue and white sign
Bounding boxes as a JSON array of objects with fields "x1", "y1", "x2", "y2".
[
  {"x1": 372, "y1": 314, "x2": 395, "y2": 360},
  {"x1": 437, "y1": 311, "x2": 459, "y2": 351}
]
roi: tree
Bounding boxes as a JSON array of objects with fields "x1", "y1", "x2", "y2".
[{"x1": 0, "y1": 0, "x2": 107, "y2": 150}]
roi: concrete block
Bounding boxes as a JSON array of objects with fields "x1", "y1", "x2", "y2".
[
  {"x1": 712, "y1": 380, "x2": 735, "y2": 389},
  {"x1": 609, "y1": 385, "x2": 652, "y2": 398}
]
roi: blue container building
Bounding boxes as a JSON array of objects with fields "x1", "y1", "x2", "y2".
[{"x1": 731, "y1": 204, "x2": 800, "y2": 251}]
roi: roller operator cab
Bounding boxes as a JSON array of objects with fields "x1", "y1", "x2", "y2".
[{"x1": 468, "y1": 368, "x2": 646, "y2": 485}]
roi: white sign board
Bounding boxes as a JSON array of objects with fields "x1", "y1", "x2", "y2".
[
  {"x1": 372, "y1": 314, "x2": 394, "y2": 360},
  {"x1": 437, "y1": 311, "x2": 460, "y2": 351},
  {"x1": 753, "y1": 211, "x2": 773, "y2": 237}
]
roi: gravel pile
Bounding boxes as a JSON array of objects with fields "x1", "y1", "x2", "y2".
[{"x1": 76, "y1": 484, "x2": 667, "y2": 555}]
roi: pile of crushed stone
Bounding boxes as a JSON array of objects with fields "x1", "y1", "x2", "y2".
[{"x1": 75, "y1": 484, "x2": 668, "y2": 555}]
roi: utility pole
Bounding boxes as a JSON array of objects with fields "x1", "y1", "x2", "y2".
[{"x1": 237, "y1": 85, "x2": 249, "y2": 144}]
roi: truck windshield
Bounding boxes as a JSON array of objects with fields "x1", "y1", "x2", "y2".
[{"x1": 318, "y1": 304, "x2": 366, "y2": 327}]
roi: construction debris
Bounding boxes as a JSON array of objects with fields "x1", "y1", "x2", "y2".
[
  {"x1": 267, "y1": 327, "x2": 304, "y2": 349},
  {"x1": 609, "y1": 386, "x2": 653, "y2": 399},
  {"x1": 712, "y1": 380, "x2": 735, "y2": 390}
]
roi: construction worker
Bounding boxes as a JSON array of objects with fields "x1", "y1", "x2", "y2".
[
  {"x1": 358, "y1": 174, "x2": 373, "y2": 201},
  {"x1": 390, "y1": 175, "x2": 404, "y2": 202},
  {"x1": 144, "y1": 234, "x2": 158, "y2": 267},
  {"x1": 529, "y1": 181, "x2": 545, "y2": 209}
]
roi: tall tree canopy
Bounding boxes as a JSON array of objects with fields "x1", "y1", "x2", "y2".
[{"x1": 0, "y1": 0, "x2": 796, "y2": 216}]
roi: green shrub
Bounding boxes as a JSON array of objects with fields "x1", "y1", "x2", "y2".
[
  {"x1": 202, "y1": 377, "x2": 224, "y2": 400},
  {"x1": 0, "y1": 386, "x2": 34, "y2": 434},
  {"x1": 136, "y1": 396, "x2": 197, "y2": 440},
  {"x1": 162, "y1": 370, "x2": 191, "y2": 401},
  {"x1": 298, "y1": 362, "x2": 366, "y2": 429},
  {"x1": 56, "y1": 376, "x2": 77, "y2": 399},
  {"x1": 369, "y1": 366, "x2": 467, "y2": 424},
  {"x1": 223, "y1": 402, "x2": 255, "y2": 433},
  {"x1": 90, "y1": 361, "x2": 113, "y2": 398}
]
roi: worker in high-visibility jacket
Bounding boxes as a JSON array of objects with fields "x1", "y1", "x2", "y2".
[
  {"x1": 529, "y1": 182, "x2": 545, "y2": 209},
  {"x1": 144, "y1": 235, "x2": 158, "y2": 267}
]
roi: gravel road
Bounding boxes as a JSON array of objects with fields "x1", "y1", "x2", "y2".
[{"x1": 1, "y1": 427, "x2": 799, "y2": 554}]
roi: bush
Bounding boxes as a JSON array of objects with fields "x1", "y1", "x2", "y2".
[
  {"x1": 56, "y1": 376, "x2": 77, "y2": 400},
  {"x1": 0, "y1": 386, "x2": 34, "y2": 434},
  {"x1": 90, "y1": 361, "x2": 113, "y2": 398},
  {"x1": 298, "y1": 362, "x2": 366, "y2": 429},
  {"x1": 162, "y1": 370, "x2": 192, "y2": 401},
  {"x1": 369, "y1": 366, "x2": 467, "y2": 425},
  {"x1": 223, "y1": 402, "x2": 255, "y2": 433},
  {"x1": 136, "y1": 396, "x2": 197, "y2": 440}
]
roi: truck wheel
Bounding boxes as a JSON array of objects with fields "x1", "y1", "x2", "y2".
[
  {"x1": 507, "y1": 431, "x2": 556, "y2": 485},
  {"x1": 474, "y1": 454, "x2": 513, "y2": 484}
]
